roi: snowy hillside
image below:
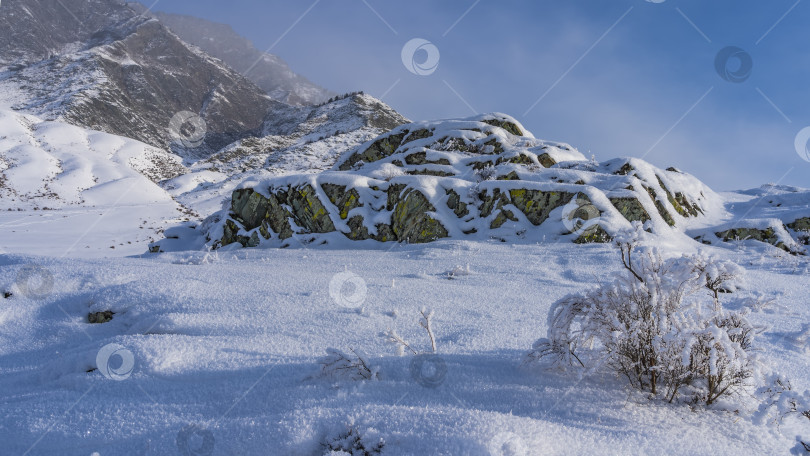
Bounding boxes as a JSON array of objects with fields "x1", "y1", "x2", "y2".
[{"x1": 0, "y1": 109, "x2": 191, "y2": 257}]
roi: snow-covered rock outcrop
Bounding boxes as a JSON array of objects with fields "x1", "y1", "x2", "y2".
[{"x1": 153, "y1": 113, "x2": 726, "y2": 251}]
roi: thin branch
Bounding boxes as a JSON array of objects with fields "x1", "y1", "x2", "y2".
[
  {"x1": 419, "y1": 308, "x2": 437, "y2": 353},
  {"x1": 386, "y1": 329, "x2": 418, "y2": 355}
]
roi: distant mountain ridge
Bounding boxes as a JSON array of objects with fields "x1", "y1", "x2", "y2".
[
  {"x1": 0, "y1": 0, "x2": 273, "y2": 155},
  {"x1": 152, "y1": 11, "x2": 335, "y2": 106}
]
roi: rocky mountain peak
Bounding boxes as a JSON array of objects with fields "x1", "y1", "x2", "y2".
[{"x1": 0, "y1": 0, "x2": 273, "y2": 155}]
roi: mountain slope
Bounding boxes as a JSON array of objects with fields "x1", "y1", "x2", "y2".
[
  {"x1": 0, "y1": 108, "x2": 190, "y2": 256},
  {"x1": 161, "y1": 93, "x2": 409, "y2": 219},
  {"x1": 0, "y1": 0, "x2": 273, "y2": 155},
  {"x1": 153, "y1": 12, "x2": 335, "y2": 106}
]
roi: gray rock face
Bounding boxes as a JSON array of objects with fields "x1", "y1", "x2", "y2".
[
  {"x1": 204, "y1": 93, "x2": 410, "y2": 175},
  {"x1": 0, "y1": 0, "x2": 272, "y2": 155},
  {"x1": 153, "y1": 12, "x2": 335, "y2": 106},
  {"x1": 0, "y1": 0, "x2": 134, "y2": 64}
]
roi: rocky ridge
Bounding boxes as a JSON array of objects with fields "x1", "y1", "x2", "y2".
[{"x1": 153, "y1": 113, "x2": 803, "y2": 252}]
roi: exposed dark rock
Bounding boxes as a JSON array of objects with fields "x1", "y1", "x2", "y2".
[{"x1": 88, "y1": 310, "x2": 114, "y2": 324}]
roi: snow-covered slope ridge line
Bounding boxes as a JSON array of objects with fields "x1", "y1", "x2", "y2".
[
  {"x1": 153, "y1": 113, "x2": 741, "y2": 251},
  {"x1": 0, "y1": 108, "x2": 185, "y2": 210},
  {"x1": 202, "y1": 93, "x2": 408, "y2": 176}
]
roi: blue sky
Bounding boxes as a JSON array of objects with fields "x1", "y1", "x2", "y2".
[{"x1": 151, "y1": 0, "x2": 810, "y2": 191}]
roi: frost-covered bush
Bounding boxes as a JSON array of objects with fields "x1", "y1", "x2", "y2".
[
  {"x1": 528, "y1": 224, "x2": 758, "y2": 405},
  {"x1": 474, "y1": 164, "x2": 497, "y2": 182},
  {"x1": 318, "y1": 348, "x2": 379, "y2": 381},
  {"x1": 322, "y1": 426, "x2": 384, "y2": 456},
  {"x1": 755, "y1": 375, "x2": 810, "y2": 454}
]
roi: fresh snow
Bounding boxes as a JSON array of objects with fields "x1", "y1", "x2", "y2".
[
  {"x1": 0, "y1": 240, "x2": 808, "y2": 455},
  {"x1": 0, "y1": 109, "x2": 189, "y2": 257}
]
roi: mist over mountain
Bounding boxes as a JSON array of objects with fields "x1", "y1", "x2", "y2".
[{"x1": 153, "y1": 11, "x2": 335, "y2": 106}]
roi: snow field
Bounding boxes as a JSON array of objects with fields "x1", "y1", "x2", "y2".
[{"x1": 0, "y1": 240, "x2": 808, "y2": 455}]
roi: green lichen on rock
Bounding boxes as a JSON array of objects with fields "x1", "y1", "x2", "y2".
[
  {"x1": 390, "y1": 188, "x2": 448, "y2": 243},
  {"x1": 495, "y1": 153, "x2": 534, "y2": 166},
  {"x1": 321, "y1": 183, "x2": 362, "y2": 220},
  {"x1": 656, "y1": 176, "x2": 701, "y2": 217},
  {"x1": 386, "y1": 184, "x2": 408, "y2": 211},
  {"x1": 644, "y1": 186, "x2": 675, "y2": 226},
  {"x1": 445, "y1": 189, "x2": 470, "y2": 218},
  {"x1": 404, "y1": 151, "x2": 451, "y2": 166},
  {"x1": 339, "y1": 131, "x2": 407, "y2": 170},
  {"x1": 402, "y1": 128, "x2": 433, "y2": 145},
  {"x1": 222, "y1": 218, "x2": 249, "y2": 247},
  {"x1": 479, "y1": 188, "x2": 510, "y2": 218},
  {"x1": 787, "y1": 217, "x2": 810, "y2": 232},
  {"x1": 573, "y1": 224, "x2": 612, "y2": 244},
  {"x1": 674, "y1": 192, "x2": 702, "y2": 216},
  {"x1": 490, "y1": 209, "x2": 517, "y2": 229},
  {"x1": 715, "y1": 227, "x2": 789, "y2": 252},
  {"x1": 286, "y1": 185, "x2": 335, "y2": 233},
  {"x1": 405, "y1": 152, "x2": 427, "y2": 165},
  {"x1": 406, "y1": 169, "x2": 456, "y2": 177},
  {"x1": 345, "y1": 215, "x2": 370, "y2": 240},
  {"x1": 481, "y1": 118, "x2": 524, "y2": 136},
  {"x1": 509, "y1": 154, "x2": 534, "y2": 166},
  {"x1": 231, "y1": 188, "x2": 293, "y2": 240},
  {"x1": 537, "y1": 153, "x2": 556, "y2": 168},
  {"x1": 482, "y1": 137, "x2": 504, "y2": 155},
  {"x1": 509, "y1": 188, "x2": 574, "y2": 226},
  {"x1": 470, "y1": 160, "x2": 496, "y2": 170},
  {"x1": 610, "y1": 197, "x2": 651, "y2": 223},
  {"x1": 225, "y1": 184, "x2": 335, "y2": 247},
  {"x1": 496, "y1": 171, "x2": 520, "y2": 181}
]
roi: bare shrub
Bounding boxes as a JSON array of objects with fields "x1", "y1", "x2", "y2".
[
  {"x1": 318, "y1": 348, "x2": 378, "y2": 381},
  {"x1": 528, "y1": 223, "x2": 759, "y2": 405},
  {"x1": 385, "y1": 308, "x2": 437, "y2": 355}
]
